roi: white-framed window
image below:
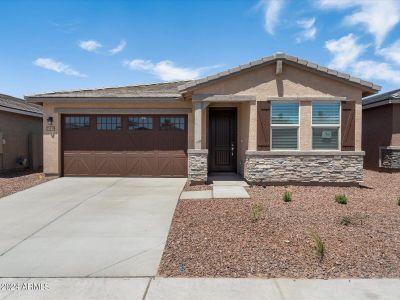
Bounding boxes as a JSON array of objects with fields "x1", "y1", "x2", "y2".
[
  {"x1": 271, "y1": 102, "x2": 299, "y2": 150},
  {"x1": 312, "y1": 102, "x2": 340, "y2": 150}
]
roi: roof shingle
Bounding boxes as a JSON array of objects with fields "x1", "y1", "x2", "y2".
[
  {"x1": 363, "y1": 88, "x2": 400, "y2": 108},
  {"x1": 27, "y1": 81, "x2": 189, "y2": 99},
  {"x1": 0, "y1": 93, "x2": 42, "y2": 115}
]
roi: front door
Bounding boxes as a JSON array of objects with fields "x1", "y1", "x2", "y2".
[{"x1": 209, "y1": 108, "x2": 237, "y2": 172}]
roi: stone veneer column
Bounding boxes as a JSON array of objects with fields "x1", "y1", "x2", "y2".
[{"x1": 188, "y1": 149, "x2": 208, "y2": 184}]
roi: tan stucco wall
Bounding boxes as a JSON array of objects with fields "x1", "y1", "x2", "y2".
[
  {"x1": 193, "y1": 63, "x2": 363, "y2": 152},
  {"x1": 0, "y1": 110, "x2": 42, "y2": 171},
  {"x1": 42, "y1": 100, "x2": 192, "y2": 175},
  {"x1": 299, "y1": 101, "x2": 311, "y2": 151},
  {"x1": 41, "y1": 62, "x2": 368, "y2": 175}
]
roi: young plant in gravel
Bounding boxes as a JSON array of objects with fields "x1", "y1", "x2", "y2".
[
  {"x1": 340, "y1": 216, "x2": 351, "y2": 226},
  {"x1": 397, "y1": 197, "x2": 400, "y2": 206},
  {"x1": 250, "y1": 203, "x2": 263, "y2": 223},
  {"x1": 309, "y1": 232, "x2": 325, "y2": 260},
  {"x1": 282, "y1": 191, "x2": 292, "y2": 202},
  {"x1": 335, "y1": 194, "x2": 348, "y2": 205}
]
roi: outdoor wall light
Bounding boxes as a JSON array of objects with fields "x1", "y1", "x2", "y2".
[{"x1": 47, "y1": 116, "x2": 53, "y2": 125}]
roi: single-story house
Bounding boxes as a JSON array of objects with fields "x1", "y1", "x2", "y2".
[
  {"x1": 26, "y1": 53, "x2": 380, "y2": 184},
  {"x1": 362, "y1": 89, "x2": 400, "y2": 170},
  {"x1": 0, "y1": 93, "x2": 43, "y2": 172}
]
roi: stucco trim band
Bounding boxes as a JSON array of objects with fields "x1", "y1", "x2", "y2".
[
  {"x1": 266, "y1": 96, "x2": 347, "y2": 101},
  {"x1": 246, "y1": 150, "x2": 365, "y2": 156},
  {"x1": 54, "y1": 108, "x2": 192, "y2": 114},
  {"x1": 192, "y1": 94, "x2": 256, "y2": 102}
]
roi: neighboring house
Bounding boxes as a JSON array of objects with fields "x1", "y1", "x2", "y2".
[
  {"x1": 26, "y1": 53, "x2": 380, "y2": 184},
  {"x1": 0, "y1": 93, "x2": 43, "y2": 172},
  {"x1": 362, "y1": 89, "x2": 400, "y2": 170}
]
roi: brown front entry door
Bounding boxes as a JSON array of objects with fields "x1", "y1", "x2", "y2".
[{"x1": 209, "y1": 108, "x2": 237, "y2": 172}]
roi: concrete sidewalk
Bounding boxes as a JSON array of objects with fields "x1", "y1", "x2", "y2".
[{"x1": 0, "y1": 277, "x2": 398, "y2": 300}]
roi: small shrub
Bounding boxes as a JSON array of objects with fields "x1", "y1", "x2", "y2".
[
  {"x1": 309, "y1": 232, "x2": 325, "y2": 260},
  {"x1": 340, "y1": 216, "x2": 351, "y2": 226},
  {"x1": 335, "y1": 194, "x2": 348, "y2": 204},
  {"x1": 397, "y1": 197, "x2": 400, "y2": 206},
  {"x1": 282, "y1": 191, "x2": 292, "y2": 202},
  {"x1": 250, "y1": 203, "x2": 263, "y2": 222}
]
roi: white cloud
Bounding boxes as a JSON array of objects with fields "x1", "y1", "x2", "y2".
[
  {"x1": 296, "y1": 17, "x2": 317, "y2": 43},
  {"x1": 110, "y1": 40, "x2": 127, "y2": 55},
  {"x1": 377, "y1": 40, "x2": 400, "y2": 65},
  {"x1": 325, "y1": 33, "x2": 400, "y2": 86},
  {"x1": 352, "y1": 60, "x2": 400, "y2": 85},
  {"x1": 79, "y1": 40, "x2": 102, "y2": 52},
  {"x1": 124, "y1": 59, "x2": 220, "y2": 81},
  {"x1": 325, "y1": 33, "x2": 368, "y2": 69},
  {"x1": 317, "y1": 0, "x2": 400, "y2": 47},
  {"x1": 257, "y1": 0, "x2": 284, "y2": 35},
  {"x1": 33, "y1": 58, "x2": 86, "y2": 77}
]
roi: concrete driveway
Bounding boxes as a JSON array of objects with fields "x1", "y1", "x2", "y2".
[{"x1": 0, "y1": 177, "x2": 186, "y2": 277}]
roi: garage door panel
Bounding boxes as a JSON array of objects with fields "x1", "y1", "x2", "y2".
[
  {"x1": 173, "y1": 157, "x2": 187, "y2": 176},
  {"x1": 62, "y1": 115, "x2": 187, "y2": 177},
  {"x1": 64, "y1": 152, "x2": 95, "y2": 176},
  {"x1": 125, "y1": 154, "x2": 141, "y2": 176},
  {"x1": 107, "y1": 153, "x2": 127, "y2": 176}
]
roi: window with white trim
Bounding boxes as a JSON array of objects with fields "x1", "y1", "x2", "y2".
[
  {"x1": 312, "y1": 102, "x2": 340, "y2": 150},
  {"x1": 271, "y1": 102, "x2": 299, "y2": 150}
]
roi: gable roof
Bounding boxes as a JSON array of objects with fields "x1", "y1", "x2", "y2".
[
  {"x1": 363, "y1": 88, "x2": 400, "y2": 109},
  {"x1": 26, "y1": 81, "x2": 188, "y2": 102},
  {"x1": 178, "y1": 53, "x2": 381, "y2": 96},
  {"x1": 26, "y1": 53, "x2": 381, "y2": 103},
  {"x1": 0, "y1": 93, "x2": 43, "y2": 117}
]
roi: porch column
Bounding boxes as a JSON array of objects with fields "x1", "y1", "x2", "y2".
[
  {"x1": 194, "y1": 101, "x2": 206, "y2": 149},
  {"x1": 188, "y1": 101, "x2": 209, "y2": 184},
  {"x1": 248, "y1": 100, "x2": 257, "y2": 150}
]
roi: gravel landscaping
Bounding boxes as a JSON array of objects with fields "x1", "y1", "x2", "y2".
[
  {"x1": 0, "y1": 170, "x2": 56, "y2": 198},
  {"x1": 183, "y1": 181, "x2": 212, "y2": 191},
  {"x1": 159, "y1": 170, "x2": 400, "y2": 278}
]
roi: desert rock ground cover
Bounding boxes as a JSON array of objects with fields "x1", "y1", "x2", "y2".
[
  {"x1": 0, "y1": 170, "x2": 56, "y2": 198},
  {"x1": 159, "y1": 170, "x2": 400, "y2": 278}
]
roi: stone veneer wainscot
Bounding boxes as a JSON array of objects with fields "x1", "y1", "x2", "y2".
[
  {"x1": 244, "y1": 151, "x2": 365, "y2": 183},
  {"x1": 188, "y1": 149, "x2": 208, "y2": 183},
  {"x1": 380, "y1": 147, "x2": 400, "y2": 169}
]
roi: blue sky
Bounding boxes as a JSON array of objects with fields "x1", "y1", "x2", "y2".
[{"x1": 1, "y1": 0, "x2": 400, "y2": 98}]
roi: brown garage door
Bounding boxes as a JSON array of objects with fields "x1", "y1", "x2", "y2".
[{"x1": 62, "y1": 115, "x2": 187, "y2": 177}]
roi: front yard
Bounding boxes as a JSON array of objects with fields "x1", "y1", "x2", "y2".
[
  {"x1": 0, "y1": 170, "x2": 56, "y2": 198},
  {"x1": 159, "y1": 170, "x2": 400, "y2": 278}
]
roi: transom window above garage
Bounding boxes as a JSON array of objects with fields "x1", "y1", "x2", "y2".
[
  {"x1": 128, "y1": 116, "x2": 153, "y2": 130},
  {"x1": 160, "y1": 116, "x2": 185, "y2": 130},
  {"x1": 96, "y1": 116, "x2": 122, "y2": 130},
  {"x1": 65, "y1": 116, "x2": 90, "y2": 129}
]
